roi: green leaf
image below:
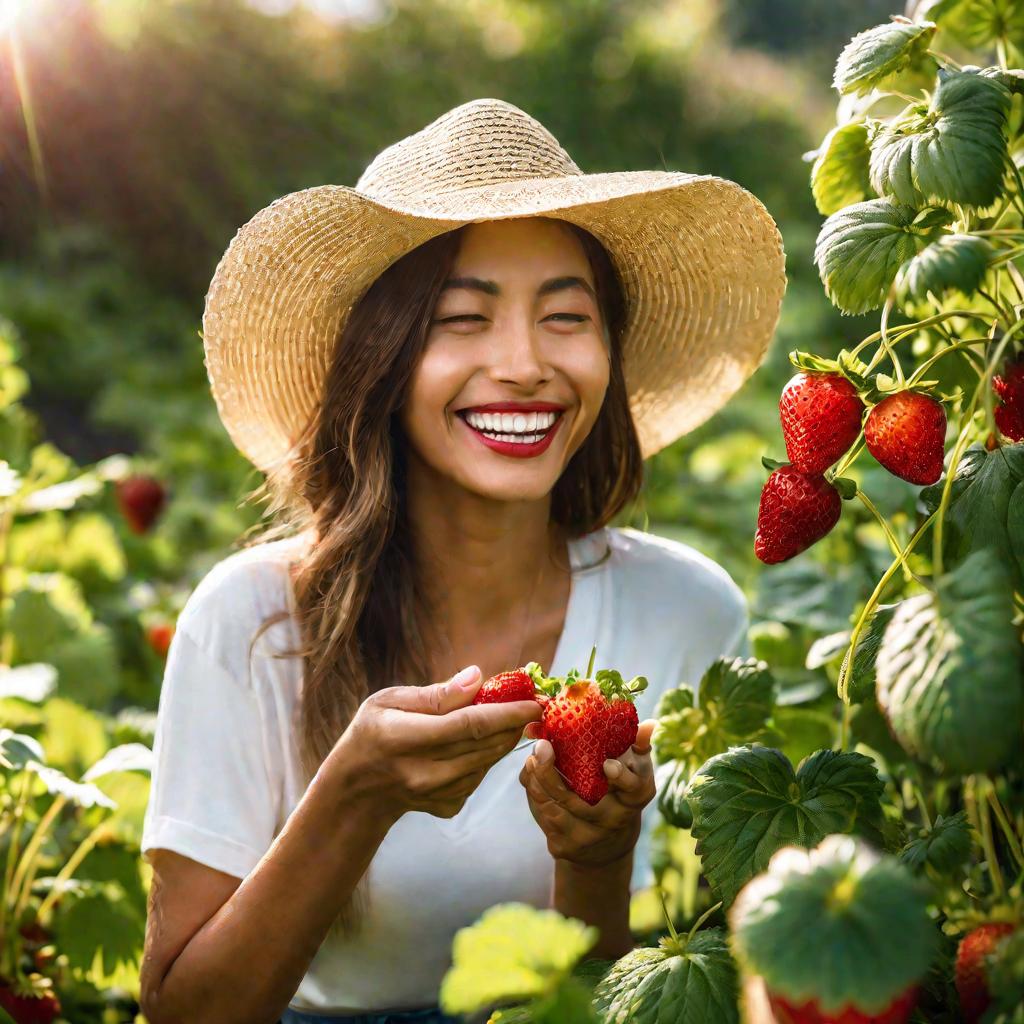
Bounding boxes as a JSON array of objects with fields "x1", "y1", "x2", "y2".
[
  {"x1": 0, "y1": 728, "x2": 45, "y2": 770},
  {"x1": 593, "y1": 928, "x2": 739, "y2": 1024},
  {"x1": 895, "y1": 233, "x2": 994, "y2": 303},
  {"x1": 770, "y1": 706, "x2": 836, "y2": 766},
  {"x1": 876, "y1": 547, "x2": 1023, "y2": 775},
  {"x1": 26, "y1": 760, "x2": 116, "y2": 809},
  {"x1": 833, "y1": 20, "x2": 937, "y2": 96},
  {"x1": 82, "y1": 743, "x2": 153, "y2": 782},
  {"x1": 811, "y1": 122, "x2": 873, "y2": 216},
  {"x1": 653, "y1": 657, "x2": 776, "y2": 768},
  {"x1": 838, "y1": 603, "x2": 899, "y2": 704},
  {"x1": 0, "y1": 1008, "x2": 15, "y2": 1024},
  {"x1": 921, "y1": 0, "x2": 1024, "y2": 50},
  {"x1": 869, "y1": 70, "x2": 1012, "y2": 209},
  {"x1": 921, "y1": 443, "x2": 1024, "y2": 595},
  {"x1": 899, "y1": 810, "x2": 973, "y2": 876},
  {"x1": 51, "y1": 879, "x2": 144, "y2": 976},
  {"x1": 729, "y1": 835, "x2": 937, "y2": 1015},
  {"x1": 814, "y1": 198, "x2": 953, "y2": 315},
  {"x1": 686, "y1": 745, "x2": 886, "y2": 906},
  {"x1": 657, "y1": 759, "x2": 693, "y2": 829},
  {"x1": 439, "y1": 903, "x2": 597, "y2": 1015}
]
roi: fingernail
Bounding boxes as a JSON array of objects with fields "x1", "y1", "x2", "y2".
[
  {"x1": 535, "y1": 741, "x2": 553, "y2": 764},
  {"x1": 604, "y1": 759, "x2": 621, "y2": 778},
  {"x1": 453, "y1": 665, "x2": 480, "y2": 688}
]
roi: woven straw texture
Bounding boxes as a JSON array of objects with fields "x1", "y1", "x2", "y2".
[{"x1": 202, "y1": 98, "x2": 788, "y2": 475}]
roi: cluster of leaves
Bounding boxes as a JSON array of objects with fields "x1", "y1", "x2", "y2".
[{"x1": 439, "y1": 5, "x2": 1024, "y2": 1022}]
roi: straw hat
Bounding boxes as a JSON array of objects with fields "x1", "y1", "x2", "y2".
[{"x1": 202, "y1": 97, "x2": 787, "y2": 475}]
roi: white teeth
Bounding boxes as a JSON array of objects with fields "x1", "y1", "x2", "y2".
[{"x1": 464, "y1": 409, "x2": 560, "y2": 435}]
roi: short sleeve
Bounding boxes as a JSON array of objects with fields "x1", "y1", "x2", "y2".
[{"x1": 141, "y1": 626, "x2": 279, "y2": 879}]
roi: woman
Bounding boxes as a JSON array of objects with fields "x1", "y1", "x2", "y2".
[{"x1": 139, "y1": 98, "x2": 786, "y2": 1024}]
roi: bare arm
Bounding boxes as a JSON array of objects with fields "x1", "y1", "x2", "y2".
[
  {"x1": 141, "y1": 755, "x2": 394, "y2": 1024},
  {"x1": 141, "y1": 667, "x2": 542, "y2": 1024}
]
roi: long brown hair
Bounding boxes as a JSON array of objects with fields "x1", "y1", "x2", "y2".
[{"x1": 239, "y1": 216, "x2": 644, "y2": 935}]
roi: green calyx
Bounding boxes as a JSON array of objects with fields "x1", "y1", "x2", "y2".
[{"x1": 729, "y1": 835, "x2": 937, "y2": 1015}]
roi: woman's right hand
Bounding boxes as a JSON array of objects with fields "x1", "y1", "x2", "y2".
[{"x1": 327, "y1": 665, "x2": 542, "y2": 823}]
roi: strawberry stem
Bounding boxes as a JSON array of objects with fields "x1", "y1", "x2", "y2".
[
  {"x1": 685, "y1": 900, "x2": 723, "y2": 946},
  {"x1": 585, "y1": 645, "x2": 596, "y2": 679},
  {"x1": 656, "y1": 885, "x2": 680, "y2": 946}
]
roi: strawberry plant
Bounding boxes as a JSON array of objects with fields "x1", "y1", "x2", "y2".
[{"x1": 441, "y1": 7, "x2": 1024, "y2": 1021}]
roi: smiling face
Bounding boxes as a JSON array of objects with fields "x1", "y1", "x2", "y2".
[{"x1": 398, "y1": 217, "x2": 611, "y2": 504}]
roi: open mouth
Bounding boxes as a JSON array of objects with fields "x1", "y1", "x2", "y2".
[{"x1": 456, "y1": 408, "x2": 563, "y2": 445}]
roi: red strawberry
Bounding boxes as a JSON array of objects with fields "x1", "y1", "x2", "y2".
[
  {"x1": 541, "y1": 679, "x2": 612, "y2": 805},
  {"x1": 864, "y1": 392, "x2": 946, "y2": 485},
  {"x1": 605, "y1": 698, "x2": 639, "y2": 758},
  {"x1": 754, "y1": 465, "x2": 842, "y2": 564},
  {"x1": 472, "y1": 668, "x2": 537, "y2": 705},
  {"x1": 780, "y1": 372, "x2": 864, "y2": 474},
  {"x1": 767, "y1": 985, "x2": 918, "y2": 1023},
  {"x1": 0, "y1": 983, "x2": 61, "y2": 1024},
  {"x1": 146, "y1": 622, "x2": 175, "y2": 659},
  {"x1": 116, "y1": 474, "x2": 167, "y2": 534},
  {"x1": 955, "y1": 922, "x2": 1016, "y2": 1023},
  {"x1": 993, "y1": 352, "x2": 1024, "y2": 442}
]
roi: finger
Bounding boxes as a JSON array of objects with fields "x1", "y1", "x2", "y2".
[
  {"x1": 383, "y1": 665, "x2": 483, "y2": 716},
  {"x1": 430, "y1": 765, "x2": 488, "y2": 802},
  {"x1": 433, "y1": 725, "x2": 523, "y2": 760},
  {"x1": 424, "y1": 699, "x2": 543, "y2": 746},
  {"x1": 603, "y1": 756, "x2": 655, "y2": 807},
  {"x1": 528, "y1": 741, "x2": 603, "y2": 822},
  {"x1": 631, "y1": 719, "x2": 657, "y2": 754}
]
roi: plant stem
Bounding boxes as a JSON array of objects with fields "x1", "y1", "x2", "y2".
[
  {"x1": 856, "y1": 491, "x2": 919, "y2": 584},
  {"x1": 912, "y1": 781, "x2": 933, "y2": 831},
  {"x1": 927, "y1": 48, "x2": 962, "y2": 70},
  {"x1": 984, "y1": 777, "x2": 1024, "y2": 871},
  {"x1": 685, "y1": 900, "x2": 723, "y2": 945},
  {"x1": 836, "y1": 508, "x2": 939, "y2": 727},
  {"x1": 831, "y1": 437, "x2": 864, "y2": 478},
  {"x1": 36, "y1": 822, "x2": 107, "y2": 925},
  {"x1": 850, "y1": 311, "x2": 995, "y2": 363},
  {"x1": 908, "y1": 337, "x2": 990, "y2": 384},
  {"x1": 657, "y1": 885, "x2": 680, "y2": 945},
  {"x1": 976, "y1": 775, "x2": 1005, "y2": 897},
  {"x1": 7, "y1": 794, "x2": 66, "y2": 925}
]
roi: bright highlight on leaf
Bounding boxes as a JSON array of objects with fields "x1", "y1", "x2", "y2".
[
  {"x1": 810, "y1": 121, "x2": 873, "y2": 216},
  {"x1": 439, "y1": 903, "x2": 597, "y2": 1015},
  {"x1": 869, "y1": 69, "x2": 1012, "y2": 209},
  {"x1": 594, "y1": 928, "x2": 739, "y2": 1024},
  {"x1": 730, "y1": 836, "x2": 937, "y2": 1015},
  {"x1": 833, "y1": 19, "x2": 937, "y2": 96}
]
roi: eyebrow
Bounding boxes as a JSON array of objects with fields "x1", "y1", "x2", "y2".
[{"x1": 439, "y1": 275, "x2": 597, "y2": 301}]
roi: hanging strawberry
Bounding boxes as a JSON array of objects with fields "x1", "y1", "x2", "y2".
[
  {"x1": 780, "y1": 371, "x2": 864, "y2": 474},
  {"x1": 864, "y1": 391, "x2": 946, "y2": 485},
  {"x1": 115, "y1": 474, "x2": 168, "y2": 534}
]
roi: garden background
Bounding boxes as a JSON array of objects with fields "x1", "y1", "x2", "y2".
[{"x1": 0, "y1": 0, "x2": 959, "y2": 1019}]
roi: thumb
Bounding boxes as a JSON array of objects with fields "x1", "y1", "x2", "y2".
[{"x1": 388, "y1": 665, "x2": 482, "y2": 715}]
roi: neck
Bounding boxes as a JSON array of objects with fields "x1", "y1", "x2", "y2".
[{"x1": 404, "y1": 453, "x2": 569, "y2": 647}]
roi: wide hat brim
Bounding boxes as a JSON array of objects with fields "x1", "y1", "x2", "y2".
[{"x1": 202, "y1": 169, "x2": 787, "y2": 475}]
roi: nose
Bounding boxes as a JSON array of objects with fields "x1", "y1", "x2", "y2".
[{"x1": 488, "y1": 317, "x2": 553, "y2": 390}]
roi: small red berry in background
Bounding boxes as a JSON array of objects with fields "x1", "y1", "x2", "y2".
[
  {"x1": 863, "y1": 392, "x2": 946, "y2": 485},
  {"x1": 146, "y1": 621, "x2": 175, "y2": 659},
  {"x1": 993, "y1": 351, "x2": 1024, "y2": 443},
  {"x1": 115, "y1": 474, "x2": 167, "y2": 534},
  {"x1": 955, "y1": 922, "x2": 1016, "y2": 1023}
]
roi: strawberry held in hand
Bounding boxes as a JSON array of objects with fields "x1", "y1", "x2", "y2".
[
  {"x1": 471, "y1": 667, "x2": 538, "y2": 706},
  {"x1": 780, "y1": 371, "x2": 864, "y2": 475},
  {"x1": 532, "y1": 651, "x2": 647, "y2": 805},
  {"x1": 864, "y1": 391, "x2": 946, "y2": 485},
  {"x1": 955, "y1": 921, "x2": 1016, "y2": 1023}
]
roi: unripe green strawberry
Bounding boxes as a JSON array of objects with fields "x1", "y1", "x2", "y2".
[
  {"x1": 955, "y1": 922, "x2": 1016, "y2": 1023},
  {"x1": 864, "y1": 392, "x2": 946, "y2": 485},
  {"x1": 755, "y1": 465, "x2": 842, "y2": 564},
  {"x1": 780, "y1": 371, "x2": 864, "y2": 474}
]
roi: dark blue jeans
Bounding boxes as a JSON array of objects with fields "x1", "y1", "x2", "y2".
[{"x1": 280, "y1": 1007, "x2": 463, "y2": 1024}]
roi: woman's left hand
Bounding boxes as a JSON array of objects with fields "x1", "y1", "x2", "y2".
[{"x1": 518, "y1": 719, "x2": 658, "y2": 868}]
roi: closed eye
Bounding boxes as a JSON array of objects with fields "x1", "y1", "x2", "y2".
[{"x1": 433, "y1": 314, "x2": 588, "y2": 323}]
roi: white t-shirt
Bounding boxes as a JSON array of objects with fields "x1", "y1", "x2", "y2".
[{"x1": 141, "y1": 524, "x2": 748, "y2": 1014}]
